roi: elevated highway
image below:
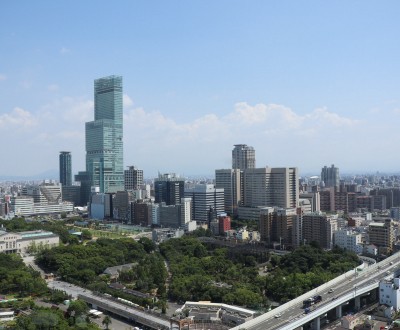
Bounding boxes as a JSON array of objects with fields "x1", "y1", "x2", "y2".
[{"x1": 233, "y1": 253, "x2": 400, "y2": 330}]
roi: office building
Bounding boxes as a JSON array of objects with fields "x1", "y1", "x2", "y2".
[
  {"x1": 215, "y1": 169, "x2": 242, "y2": 216},
  {"x1": 390, "y1": 207, "x2": 400, "y2": 220},
  {"x1": 243, "y1": 167, "x2": 299, "y2": 209},
  {"x1": 159, "y1": 204, "x2": 182, "y2": 228},
  {"x1": 154, "y1": 173, "x2": 184, "y2": 206},
  {"x1": 85, "y1": 75, "x2": 124, "y2": 194},
  {"x1": 74, "y1": 171, "x2": 91, "y2": 206},
  {"x1": 59, "y1": 151, "x2": 72, "y2": 186},
  {"x1": 11, "y1": 196, "x2": 34, "y2": 216},
  {"x1": 184, "y1": 184, "x2": 225, "y2": 222},
  {"x1": 113, "y1": 191, "x2": 131, "y2": 221},
  {"x1": 232, "y1": 144, "x2": 255, "y2": 170},
  {"x1": 133, "y1": 201, "x2": 152, "y2": 226},
  {"x1": 90, "y1": 193, "x2": 112, "y2": 220},
  {"x1": 61, "y1": 185, "x2": 81, "y2": 206},
  {"x1": 321, "y1": 164, "x2": 340, "y2": 190},
  {"x1": 124, "y1": 166, "x2": 143, "y2": 191}
]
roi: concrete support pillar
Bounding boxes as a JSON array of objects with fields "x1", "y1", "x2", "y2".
[
  {"x1": 312, "y1": 316, "x2": 320, "y2": 330},
  {"x1": 336, "y1": 305, "x2": 342, "y2": 318},
  {"x1": 355, "y1": 296, "x2": 361, "y2": 311}
]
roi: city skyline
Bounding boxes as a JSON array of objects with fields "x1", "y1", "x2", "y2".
[{"x1": 2, "y1": 2, "x2": 400, "y2": 177}]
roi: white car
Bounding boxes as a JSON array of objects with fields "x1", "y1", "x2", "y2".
[{"x1": 274, "y1": 313, "x2": 282, "y2": 318}]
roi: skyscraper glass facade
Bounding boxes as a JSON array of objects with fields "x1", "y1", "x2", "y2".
[
  {"x1": 85, "y1": 75, "x2": 124, "y2": 193},
  {"x1": 59, "y1": 151, "x2": 72, "y2": 186}
]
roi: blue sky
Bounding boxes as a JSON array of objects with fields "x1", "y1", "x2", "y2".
[{"x1": 1, "y1": 1, "x2": 400, "y2": 178}]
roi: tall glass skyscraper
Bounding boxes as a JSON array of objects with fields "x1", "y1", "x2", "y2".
[
  {"x1": 85, "y1": 75, "x2": 124, "y2": 193},
  {"x1": 59, "y1": 151, "x2": 72, "y2": 186}
]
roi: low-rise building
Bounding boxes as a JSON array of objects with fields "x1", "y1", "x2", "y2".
[
  {"x1": 379, "y1": 277, "x2": 400, "y2": 310},
  {"x1": 103, "y1": 263, "x2": 138, "y2": 280},
  {"x1": 181, "y1": 301, "x2": 257, "y2": 326},
  {"x1": 334, "y1": 229, "x2": 363, "y2": 254},
  {"x1": 0, "y1": 230, "x2": 59, "y2": 254}
]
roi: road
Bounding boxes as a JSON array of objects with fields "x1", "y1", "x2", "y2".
[
  {"x1": 48, "y1": 281, "x2": 171, "y2": 329},
  {"x1": 234, "y1": 253, "x2": 400, "y2": 330}
]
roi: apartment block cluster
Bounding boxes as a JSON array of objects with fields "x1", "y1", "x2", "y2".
[
  {"x1": 1, "y1": 75, "x2": 400, "y2": 255},
  {"x1": 258, "y1": 165, "x2": 400, "y2": 256}
]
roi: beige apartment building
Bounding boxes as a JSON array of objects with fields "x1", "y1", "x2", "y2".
[{"x1": 368, "y1": 218, "x2": 394, "y2": 255}]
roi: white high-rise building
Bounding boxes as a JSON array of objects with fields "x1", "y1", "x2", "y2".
[
  {"x1": 184, "y1": 184, "x2": 225, "y2": 222},
  {"x1": 180, "y1": 197, "x2": 192, "y2": 226},
  {"x1": 232, "y1": 144, "x2": 255, "y2": 170},
  {"x1": 243, "y1": 167, "x2": 299, "y2": 209}
]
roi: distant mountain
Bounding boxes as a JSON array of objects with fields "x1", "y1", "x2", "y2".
[{"x1": 0, "y1": 169, "x2": 59, "y2": 182}]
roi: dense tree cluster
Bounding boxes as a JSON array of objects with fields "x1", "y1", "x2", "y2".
[
  {"x1": 36, "y1": 237, "x2": 167, "y2": 299},
  {"x1": 13, "y1": 303, "x2": 101, "y2": 329},
  {"x1": 265, "y1": 245, "x2": 360, "y2": 303},
  {"x1": 0, "y1": 254, "x2": 47, "y2": 297},
  {"x1": 160, "y1": 237, "x2": 360, "y2": 307},
  {"x1": 160, "y1": 237, "x2": 265, "y2": 309}
]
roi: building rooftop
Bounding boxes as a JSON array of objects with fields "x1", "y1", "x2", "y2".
[
  {"x1": 20, "y1": 230, "x2": 55, "y2": 238},
  {"x1": 369, "y1": 222, "x2": 385, "y2": 227}
]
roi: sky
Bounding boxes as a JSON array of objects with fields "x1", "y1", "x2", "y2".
[{"x1": 1, "y1": 1, "x2": 400, "y2": 179}]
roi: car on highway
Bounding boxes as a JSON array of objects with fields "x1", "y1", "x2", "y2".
[
  {"x1": 274, "y1": 313, "x2": 282, "y2": 318},
  {"x1": 328, "y1": 288, "x2": 334, "y2": 293}
]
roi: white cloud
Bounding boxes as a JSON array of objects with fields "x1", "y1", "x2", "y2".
[
  {"x1": 60, "y1": 47, "x2": 70, "y2": 54},
  {"x1": 305, "y1": 107, "x2": 359, "y2": 127},
  {"x1": 123, "y1": 94, "x2": 134, "y2": 108},
  {"x1": 0, "y1": 107, "x2": 37, "y2": 128},
  {"x1": 0, "y1": 97, "x2": 378, "y2": 177},
  {"x1": 122, "y1": 101, "x2": 363, "y2": 174},
  {"x1": 20, "y1": 80, "x2": 32, "y2": 89},
  {"x1": 41, "y1": 97, "x2": 93, "y2": 124},
  {"x1": 47, "y1": 84, "x2": 59, "y2": 91},
  {"x1": 0, "y1": 74, "x2": 6, "y2": 81},
  {"x1": 123, "y1": 101, "x2": 359, "y2": 139}
]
